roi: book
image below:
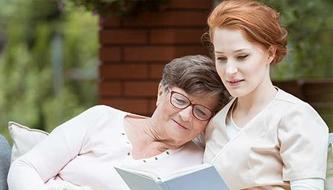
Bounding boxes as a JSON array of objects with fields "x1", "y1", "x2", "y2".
[{"x1": 114, "y1": 163, "x2": 229, "y2": 190}]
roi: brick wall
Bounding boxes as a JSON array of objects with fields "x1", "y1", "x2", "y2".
[{"x1": 98, "y1": 0, "x2": 213, "y2": 116}]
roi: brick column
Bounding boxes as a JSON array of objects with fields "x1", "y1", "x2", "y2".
[{"x1": 98, "y1": 0, "x2": 213, "y2": 116}]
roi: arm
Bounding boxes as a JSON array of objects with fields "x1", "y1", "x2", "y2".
[
  {"x1": 278, "y1": 103, "x2": 329, "y2": 183},
  {"x1": 291, "y1": 178, "x2": 324, "y2": 190},
  {"x1": 8, "y1": 105, "x2": 110, "y2": 190}
]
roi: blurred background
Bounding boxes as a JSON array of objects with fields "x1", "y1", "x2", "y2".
[
  {"x1": 0, "y1": 0, "x2": 98, "y2": 139},
  {"x1": 0, "y1": 0, "x2": 332, "y2": 141}
]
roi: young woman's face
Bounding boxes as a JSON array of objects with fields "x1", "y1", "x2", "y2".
[
  {"x1": 213, "y1": 28, "x2": 273, "y2": 98},
  {"x1": 155, "y1": 87, "x2": 218, "y2": 145}
]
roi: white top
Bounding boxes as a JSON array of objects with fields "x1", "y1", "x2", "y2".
[
  {"x1": 8, "y1": 105, "x2": 204, "y2": 190},
  {"x1": 204, "y1": 88, "x2": 329, "y2": 189},
  {"x1": 225, "y1": 104, "x2": 241, "y2": 140}
]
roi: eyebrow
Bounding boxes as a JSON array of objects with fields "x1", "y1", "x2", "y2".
[{"x1": 215, "y1": 49, "x2": 250, "y2": 54}]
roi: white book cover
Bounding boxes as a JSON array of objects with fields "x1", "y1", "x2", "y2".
[{"x1": 114, "y1": 163, "x2": 229, "y2": 190}]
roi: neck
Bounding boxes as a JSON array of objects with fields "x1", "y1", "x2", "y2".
[{"x1": 141, "y1": 118, "x2": 181, "y2": 150}]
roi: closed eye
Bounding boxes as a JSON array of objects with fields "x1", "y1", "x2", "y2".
[
  {"x1": 195, "y1": 108, "x2": 208, "y2": 117},
  {"x1": 174, "y1": 97, "x2": 188, "y2": 105},
  {"x1": 237, "y1": 55, "x2": 248, "y2": 61},
  {"x1": 216, "y1": 56, "x2": 227, "y2": 63}
]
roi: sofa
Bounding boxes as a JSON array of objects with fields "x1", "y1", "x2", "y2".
[{"x1": 0, "y1": 134, "x2": 10, "y2": 190}]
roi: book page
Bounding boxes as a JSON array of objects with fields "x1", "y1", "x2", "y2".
[
  {"x1": 114, "y1": 165, "x2": 161, "y2": 181},
  {"x1": 160, "y1": 163, "x2": 212, "y2": 181},
  {"x1": 115, "y1": 163, "x2": 212, "y2": 181},
  {"x1": 115, "y1": 167, "x2": 163, "y2": 190},
  {"x1": 115, "y1": 164, "x2": 229, "y2": 190}
]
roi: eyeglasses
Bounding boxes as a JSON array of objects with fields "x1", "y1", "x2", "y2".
[{"x1": 169, "y1": 91, "x2": 214, "y2": 121}]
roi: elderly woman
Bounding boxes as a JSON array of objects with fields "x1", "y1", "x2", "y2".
[{"x1": 8, "y1": 55, "x2": 229, "y2": 190}]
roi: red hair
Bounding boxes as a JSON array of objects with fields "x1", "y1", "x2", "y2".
[{"x1": 208, "y1": 0, "x2": 288, "y2": 64}]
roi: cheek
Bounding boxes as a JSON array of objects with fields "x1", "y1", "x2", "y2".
[
  {"x1": 193, "y1": 121, "x2": 208, "y2": 134},
  {"x1": 215, "y1": 64, "x2": 225, "y2": 79},
  {"x1": 161, "y1": 101, "x2": 177, "y2": 117},
  {"x1": 254, "y1": 61, "x2": 268, "y2": 75},
  {"x1": 243, "y1": 58, "x2": 266, "y2": 75},
  {"x1": 250, "y1": 52, "x2": 270, "y2": 69}
]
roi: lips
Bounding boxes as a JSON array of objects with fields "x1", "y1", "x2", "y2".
[
  {"x1": 172, "y1": 119, "x2": 188, "y2": 130},
  {"x1": 226, "y1": 79, "x2": 245, "y2": 87}
]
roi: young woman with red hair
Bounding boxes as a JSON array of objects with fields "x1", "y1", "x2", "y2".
[{"x1": 204, "y1": 0, "x2": 328, "y2": 189}]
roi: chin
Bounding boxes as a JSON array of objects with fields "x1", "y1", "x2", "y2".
[
  {"x1": 227, "y1": 88, "x2": 251, "y2": 98},
  {"x1": 227, "y1": 89, "x2": 244, "y2": 98}
]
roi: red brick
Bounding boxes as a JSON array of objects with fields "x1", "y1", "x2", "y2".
[
  {"x1": 100, "y1": 64, "x2": 148, "y2": 79},
  {"x1": 100, "y1": 98, "x2": 149, "y2": 115},
  {"x1": 99, "y1": 81, "x2": 123, "y2": 96},
  {"x1": 123, "y1": 11, "x2": 208, "y2": 27},
  {"x1": 99, "y1": 47, "x2": 121, "y2": 62},
  {"x1": 100, "y1": 16, "x2": 121, "y2": 28},
  {"x1": 150, "y1": 29, "x2": 205, "y2": 44},
  {"x1": 172, "y1": 46, "x2": 209, "y2": 57},
  {"x1": 124, "y1": 81, "x2": 159, "y2": 97},
  {"x1": 124, "y1": 46, "x2": 207, "y2": 62},
  {"x1": 149, "y1": 64, "x2": 164, "y2": 79},
  {"x1": 100, "y1": 29, "x2": 148, "y2": 45},
  {"x1": 168, "y1": 0, "x2": 212, "y2": 9}
]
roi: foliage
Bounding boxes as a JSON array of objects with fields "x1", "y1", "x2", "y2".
[
  {"x1": 0, "y1": 0, "x2": 98, "y2": 139},
  {"x1": 67, "y1": 0, "x2": 168, "y2": 16},
  {"x1": 261, "y1": 0, "x2": 333, "y2": 79}
]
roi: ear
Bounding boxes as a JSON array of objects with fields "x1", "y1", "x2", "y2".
[
  {"x1": 156, "y1": 83, "x2": 166, "y2": 106},
  {"x1": 267, "y1": 46, "x2": 276, "y2": 64}
]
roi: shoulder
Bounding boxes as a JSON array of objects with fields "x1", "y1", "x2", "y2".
[
  {"x1": 86, "y1": 105, "x2": 121, "y2": 114},
  {"x1": 273, "y1": 89, "x2": 325, "y2": 125},
  {"x1": 54, "y1": 105, "x2": 126, "y2": 134},
  {"x1": 276, "y1": 89, "x2": 325, "y2": 123},
  {"x1": 274, "y1": 88, "x2": 309, "y2": 109},
  {"x1": 80, "y1": 105, "x2": 126, "y2": 120},
  {"x1": 274, "y1": 89, "x2": 328, "y2": 139},
  {"x1": 81, "y1": 105, "x2": 128, "y2": 130}
]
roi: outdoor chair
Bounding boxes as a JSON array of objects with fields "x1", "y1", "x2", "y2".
[{"x1": 0, "y1": 134, "x2": 10, "y2": 190}]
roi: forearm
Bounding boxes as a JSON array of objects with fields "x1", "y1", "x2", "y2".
[
  {"x1": 8, "y1": 159, "x2": 48, "y2": 190},
  {"x1": 8, "y1": 106, "x2": 108, "y2": 190},
  {"x1": 291, "y1": 178, "x2": 324, "y2": 190}
]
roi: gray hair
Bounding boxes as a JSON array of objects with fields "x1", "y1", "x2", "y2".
[{"x1": 160, "y1": 55, "x2": 230, "y2": 112}]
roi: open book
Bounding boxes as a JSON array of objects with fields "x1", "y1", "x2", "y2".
[{"x1": 114, "y1": 163, "x2": 229, "y2": 190}]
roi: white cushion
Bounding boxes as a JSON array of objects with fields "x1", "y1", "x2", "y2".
[{"x1": 8, "y1": 121, "x2": 49, "y2": 162}]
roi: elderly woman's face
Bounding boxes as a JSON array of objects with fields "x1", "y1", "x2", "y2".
[{"x1": 155, "y1": 86, "x2": 218, "y2": 144}]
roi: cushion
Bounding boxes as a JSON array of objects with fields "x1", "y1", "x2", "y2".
[{"x1": 8, "y1": 121, "x2": 48, "y2": 162}]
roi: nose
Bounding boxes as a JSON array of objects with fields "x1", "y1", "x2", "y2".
[
  {"x1": 225, "y1": 61, "x2": 238, "y2": 75},
  {"x1": 178, "y1": 106, "x2": 193, "y2": 121}
]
